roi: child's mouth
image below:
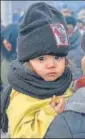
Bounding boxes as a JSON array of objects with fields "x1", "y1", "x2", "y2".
[{"x1": 47, "y1": 72, "x2": 57, "y2": 76}]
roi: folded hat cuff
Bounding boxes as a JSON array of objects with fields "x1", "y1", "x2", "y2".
[{"x1": 17, "y1": 24, "x2": 69, "y2": 62}]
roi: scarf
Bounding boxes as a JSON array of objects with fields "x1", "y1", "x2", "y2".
[
  {"x1": 8, "y1": 60, "x2": 72, "y2": 98},
  {"x1": 1, "y1": 60, "x2": 72, "y2": 133}
]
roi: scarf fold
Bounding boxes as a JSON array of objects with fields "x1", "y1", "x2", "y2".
[{"x1": 7, "y1": 60, "x2": 72, "y2": 99}]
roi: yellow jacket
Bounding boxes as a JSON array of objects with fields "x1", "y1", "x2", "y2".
[{"x1": 6, "y1": 88, "x2": 72, "y2": 138}]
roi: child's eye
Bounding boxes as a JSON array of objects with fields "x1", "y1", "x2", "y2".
[
  {"x1": 38, "y1": 56, "x2": 44, "y2": 61},
  {"x1": 55, "y1": 56, "x2": 64, "y2": 60}
]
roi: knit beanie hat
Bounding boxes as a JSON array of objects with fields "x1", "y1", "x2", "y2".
[
  {"x1": 17, "y1": 2, "x2": 69, "y2": 62},
  {"x1": 81, "y1": 33, "x2": 85, "y2": 53}
]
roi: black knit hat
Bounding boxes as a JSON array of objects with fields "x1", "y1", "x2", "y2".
[{"x1": 17, "y1": 2, "x2": 69, "y2": 62}]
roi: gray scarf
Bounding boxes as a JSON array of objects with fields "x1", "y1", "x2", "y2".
[{"x1": 8, "y1": 60, "x2": 72, "y2": 99}]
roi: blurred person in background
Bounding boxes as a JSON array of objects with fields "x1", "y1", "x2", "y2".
[
  {"x1": 0, "y1": 22, "x2": 7, "y2": 91},
  {"x1": 61, "y1": 8, "x2": 72, "y2": 17},
  {"x1": 65, "y1": 15, "x2": 84, "y2": 80},
  {"x1": 13, "y1": 8, "x2": 24, "y2": 24},
  {"x1": 72, "y1": 33, "x2": 85, "y2": 92},
  {"x1": 0, "y1": 24, "x2": 5, "y2": 91},
  {"x1": 81, "y1": 33, "x2": 85, "y2": 75},
  {"x1": 77, "y1": 19, "x2": 85, "y2": 36},
  {"x1": 1, "y1": 23, "x2": 6, "y2": 61},
  {"x1": 13, "y1": 9, "x2": 21, "y2": 23},
  {"x1": 77, "y1": 8, "x2": 85, "y2": 21},
  {"x1": 1, "y1": 23, "x2": 18, "y2": 86},
  {"x1": 77, "y1": 8, "x2": 85, "y2": 34}
]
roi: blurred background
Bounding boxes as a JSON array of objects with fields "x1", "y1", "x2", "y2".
[{"x1": 1, "y1": 1, "x2": 85, "y2": 26}]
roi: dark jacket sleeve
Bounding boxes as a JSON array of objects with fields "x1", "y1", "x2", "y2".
[
  {"x1": 45, "y1": 112, "x2": 73, "y2": 138},
  {"x1": 45, "y1": 111, "x2": 85, "y2": 138}
]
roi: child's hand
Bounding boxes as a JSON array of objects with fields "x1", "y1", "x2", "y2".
[{"x1": 50, "y1": 95, "x2": 65, "y2": 114}]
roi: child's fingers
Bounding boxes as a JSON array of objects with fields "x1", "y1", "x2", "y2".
[
  {"x1": 50, "y1": 95, "x2": 56, "y2": 108},
  {"x1": 54, "y1": 97, "x2": 65, "y2": 113},
  {"x1": 50, "y1": 96, "x2": 65, "y2": 113},
  {"x1": 54, "y1": 104, "x2": 64, "y2": 113}
]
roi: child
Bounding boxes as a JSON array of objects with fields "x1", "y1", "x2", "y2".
[
  {"x1": 65, "y1": 16, "x2": 84, "y2": 80},
  {"x1": 1, "y1": 2, "x2": 73, "y2": 138}
]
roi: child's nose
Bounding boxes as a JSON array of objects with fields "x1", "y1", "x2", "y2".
[{"x1": 45, "y1": 59, "x2": 56, "y2": 68}]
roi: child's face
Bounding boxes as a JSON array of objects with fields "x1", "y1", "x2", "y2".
[{"x1": 29, "y1": 55, "x2": 66, "y2": 81}]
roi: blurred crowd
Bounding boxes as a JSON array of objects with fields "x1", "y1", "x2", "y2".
[{"x1": 1, "y1": 4, "x2": 85, "y2": 90}]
